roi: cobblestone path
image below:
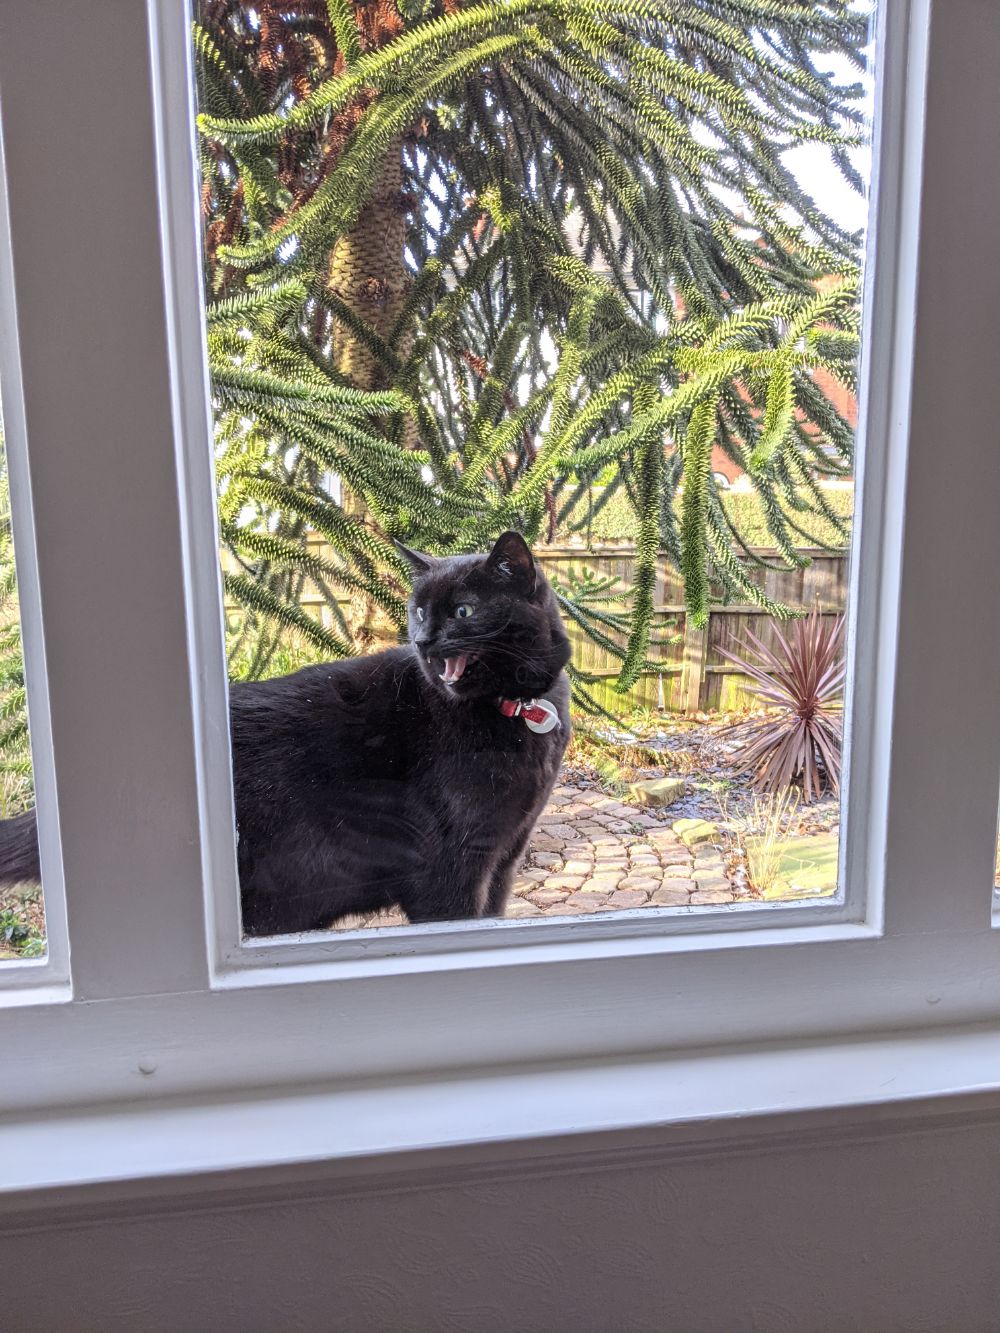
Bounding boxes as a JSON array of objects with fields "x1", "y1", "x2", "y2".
[
  {"x1": 342, "y1": 782, "x2": 736, "y2": 929},
  {"x1": 506, "y1": 783, "x2": 734, "y2": 918}
]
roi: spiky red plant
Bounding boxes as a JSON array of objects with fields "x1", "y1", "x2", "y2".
[{"x1": 719, "y1": 610, "x2": 846, "y2": 803}]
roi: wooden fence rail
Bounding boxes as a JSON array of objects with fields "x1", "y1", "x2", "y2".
[
  {"x1": 224, "y1": 541, "x2": 849, "y2": 715},
  {"x1": 533, "y1": 545, "x2": 849, "y2": 713}
]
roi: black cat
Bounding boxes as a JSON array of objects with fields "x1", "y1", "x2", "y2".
[{"x1": 0, "y1": 532, "x2": 571, "y2": 935}]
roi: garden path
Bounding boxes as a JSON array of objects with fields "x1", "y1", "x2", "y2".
[
  {"x1": 506, "y1": 784, "x2": 737, "y2": 917},
  {"x1": 347, "y1": 783, "x2": 739, "y2": 928}
]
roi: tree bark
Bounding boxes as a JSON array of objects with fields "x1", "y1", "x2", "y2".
[
  {"x1": 328, "y1": 134, "x2": 410, "y2": 392},
  {"x1": 328, "y1": 134, "x2": 412, "y2": 648}
]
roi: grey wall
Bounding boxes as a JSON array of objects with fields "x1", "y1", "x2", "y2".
[{"x1": 4, "y1": 1111, "x2": 999, "y2": 1332}]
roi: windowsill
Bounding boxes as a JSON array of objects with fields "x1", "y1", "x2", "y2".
[
  {"x1": 5, "y1": 1020, "x2": 1000, "y2": 1222},
  {"x1": 212, "y1": 913, "x2": 876, "y2": 986},
  {"x1": 0, "y1": 977, "x2": 71, "y2": 1008}
]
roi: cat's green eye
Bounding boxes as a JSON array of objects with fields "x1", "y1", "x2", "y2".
[
  {"x1": 454, "y1": 604, "x2": 473, "y2": 619},
  {"x1": 415, "y1": 606, "x2": 425, "y2": 621}
]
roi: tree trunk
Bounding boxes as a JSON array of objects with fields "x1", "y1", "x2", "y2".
[
  {"x1": 328, "y1": 134, "x2": 412, "y2": 649},
  {"x1": 328, "y1": 134, "x2": 410, "y2": 392}
]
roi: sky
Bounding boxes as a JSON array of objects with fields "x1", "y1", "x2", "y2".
[
  {"x1": 785, "y1": 138, "x2": 872, "y2": 236},
  {"x1": 784, "y1": 30, "x2": 878, "y2": 237}
]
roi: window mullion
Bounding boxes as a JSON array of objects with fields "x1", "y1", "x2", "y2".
[
  {"x1": 879, "y1": 0, "x2": 1000, "y2": 939},
  {"x1": 0, "y1": 121, "x2": 70, "y2": 992},
  {"x1": 0, "y1": 0, "x2": 212, "y2": 999}
]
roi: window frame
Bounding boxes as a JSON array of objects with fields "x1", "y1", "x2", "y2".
[
  {"x1": 3, "y1": 0, "x2": 1000, "y2": 1130},
  {"x1": 167, "y1": 0, "x2": 902, "y2": 973},
  {"x1": 0, "y1": 96, "x2": 69, "y2": 1001},
  {"x1": 172, "y1": 0, "x2": 885, "y2": 975}
]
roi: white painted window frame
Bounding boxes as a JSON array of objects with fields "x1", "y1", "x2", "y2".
[
  {"x1": 0, "y1": 96, "x2": 69, "y2": 1006},
  {"x1": 1, "y1": 0, "x2": 999, "y2": 1147}
]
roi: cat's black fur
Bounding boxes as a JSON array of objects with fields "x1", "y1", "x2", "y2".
[{"x1": 0, "y1": 532, "x2": 571, "y2": 935}]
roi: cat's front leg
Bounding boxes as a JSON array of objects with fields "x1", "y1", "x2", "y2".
[
  {"x1": 483, "y1": 825, "x2": 534, "y2": 918},
  {"x1": 404, "y1": 850, "x2": 492, "y2": 923}
]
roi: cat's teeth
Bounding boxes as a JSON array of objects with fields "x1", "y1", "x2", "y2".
[{"x1": 440, "y1": 654, "x2": 468, "y2": 683}]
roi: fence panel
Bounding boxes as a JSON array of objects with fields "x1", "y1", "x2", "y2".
[
  {"x1": 535, "y1": 546, "x2": 847, "y2": 714},
  {"x1": 223, "y1": 540, "x2": 848, "y2": 715}
]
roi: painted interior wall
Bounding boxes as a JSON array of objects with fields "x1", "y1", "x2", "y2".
[{"x1": 4, "y1": 1108, "x2": 999, "y2": 1332}]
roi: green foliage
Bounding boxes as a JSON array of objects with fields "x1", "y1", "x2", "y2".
[
  {"x1": 0, "y1": 902, "x2": 45, "y2": 959},
  {"x1": 561, "y1": 484, "x2": 853, "y2": 548},
  {"x1": 721, "y1": 485, "x2": 852, "y2": 550},
  {"x1": 225, "y1": 615, "x2": 329, "y2": 682},
  {"x1": 549, "y1": 562, "x2": 679, "y2": 717},
  {"x1": 195, "y1": 0, "x2": 868, "y2": 687},
  {"x1": 0, "y1": 443, "x2": 33, "y2": 814}
]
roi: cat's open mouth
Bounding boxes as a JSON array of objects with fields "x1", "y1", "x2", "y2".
[{"x1": 437, "y1": 653, "x2": 478, "y2": 685}]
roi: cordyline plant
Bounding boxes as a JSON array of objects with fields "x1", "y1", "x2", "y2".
[
  {"x1": 195, "y1": 0, "x2": 869, "y2": 704},
  {"x1": 719, "y1": 609, "x2": 846, "y2": 802}
]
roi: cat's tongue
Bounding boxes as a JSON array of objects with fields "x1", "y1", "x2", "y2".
[{"x1": 440, "y1": 654, "x2": 469, "y2": 684}]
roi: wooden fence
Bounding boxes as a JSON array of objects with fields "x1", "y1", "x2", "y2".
[
  {"x1": 533, "y1": 545, "x2": 848, "y2": 714},
  {"x1": 225, "y1": 540, "x2": 848, "y2": 715}
]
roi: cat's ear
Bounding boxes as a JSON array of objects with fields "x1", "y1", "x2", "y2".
[
  {"x1": 393, "y1": 539, "x2": 437, "y2": 578},
  {"x1": 485, "y1": 531, "x2": 536, "y2": 595}
]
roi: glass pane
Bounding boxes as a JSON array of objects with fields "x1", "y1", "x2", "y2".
[
  {"x1": 191, "y1": 1, "x2": 876, "y2": 936},
  {"x1": 0, "y1": 400, "x2": 44, "y2": 961}
]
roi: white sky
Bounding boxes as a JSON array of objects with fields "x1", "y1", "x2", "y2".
[
  {"x1": 783, "y1": 31, "x2": 878, "y2": 237},
  {"x1": 784, "y1": 138, "x2": 872, "y2": 235}
]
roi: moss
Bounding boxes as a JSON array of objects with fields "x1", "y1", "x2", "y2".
[{"x1": 760, "y1": 832, "x2": 840, "y2": 900}]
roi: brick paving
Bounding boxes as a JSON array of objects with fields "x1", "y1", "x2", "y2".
[
  {"x1": 505, "y1": 783, "x2": 735, "y2": 918},
  {"x1": 344, "y1": 782, "x2": 737, "y2": 929}
]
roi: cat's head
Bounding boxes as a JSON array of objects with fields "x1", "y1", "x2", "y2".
[{"x1": 396, "y1": 531, "x2": 571, "y2": 702}]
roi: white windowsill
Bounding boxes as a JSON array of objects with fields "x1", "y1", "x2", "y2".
[{"x1": 5, "y1": 1020, "x2": 1000, "y2": 1220}]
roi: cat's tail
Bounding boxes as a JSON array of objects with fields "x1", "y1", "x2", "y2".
[{"x1": 0, "y1": 809, "x2": 40, "y2": 886}]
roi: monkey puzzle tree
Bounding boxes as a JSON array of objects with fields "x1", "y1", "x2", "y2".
[{"x1": 195, "y1": 0, "x2": 868, "y2": 701}]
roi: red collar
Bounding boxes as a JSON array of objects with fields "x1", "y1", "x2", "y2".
[{"x1": 497, "y1": 697, "x2": 561, "y2": 734}]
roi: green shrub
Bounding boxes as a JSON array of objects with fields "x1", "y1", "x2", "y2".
[{"x1": 560, "y1": 484, "x2": 853, "y2": 551}]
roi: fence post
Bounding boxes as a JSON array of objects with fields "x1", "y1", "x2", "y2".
[{"x1": 680, "y1": 615, "x2": 708, "y2": 715}]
